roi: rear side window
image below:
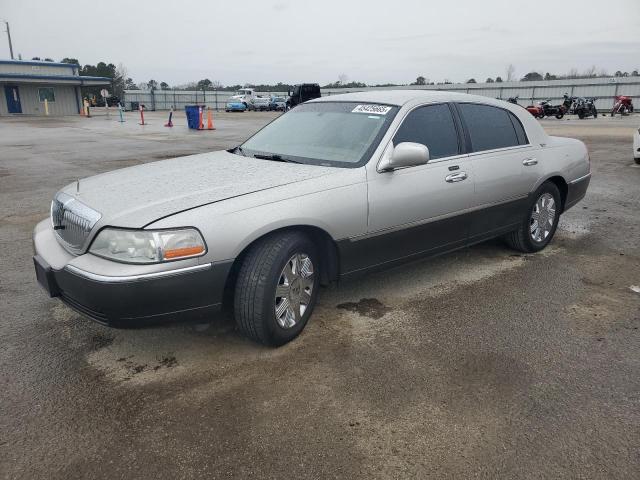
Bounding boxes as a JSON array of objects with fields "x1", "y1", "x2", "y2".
[
  {"x1": 393, "y1": 104, "x2": 460, "y2": 159},
  {"x1": 458, "y1": 103, "x2": 523, "y2": 152},
  {"x1": 509, "y1": 113, "x2": 528, "y2": 145}
]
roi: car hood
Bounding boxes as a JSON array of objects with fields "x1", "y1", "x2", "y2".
[{"x1": 59, "y1": 150, "x2": 339, "y2": 228}]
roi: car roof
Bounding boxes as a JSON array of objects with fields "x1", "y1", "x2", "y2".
[
  {"x1": 309, "y1": 89, "x2": 550, "y2": 145},
  {"x1": 310, "y1": 89, "x2": 507, "y2": 107}
]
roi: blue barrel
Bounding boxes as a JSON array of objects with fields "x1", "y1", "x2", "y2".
[{"x1": 184, "y1": 105, "x2": 204, "y2": 129}]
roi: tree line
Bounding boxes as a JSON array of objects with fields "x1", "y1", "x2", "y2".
[{"x1": 461, "y1": 64, "x2": 639, "y2": 85}]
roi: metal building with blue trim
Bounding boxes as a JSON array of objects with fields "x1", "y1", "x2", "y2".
[{"x1": 0, "y1": 59, "x2": 111, "y2": 116}]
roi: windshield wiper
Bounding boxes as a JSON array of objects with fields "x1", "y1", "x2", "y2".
[
  {"x1": 253, "y1": 153, "x2": 301, "y2": 164},
  {"x1": 233, "y1": 146, "x2": 246, "y2": 156}
]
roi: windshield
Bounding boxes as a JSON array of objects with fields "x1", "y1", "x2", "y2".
[{"x1": 240, "y1": 102, "x2": 398, "y2": 167}]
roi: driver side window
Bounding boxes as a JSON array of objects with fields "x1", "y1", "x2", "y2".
[{"x1": 393, "y1": 104, "x2": 460, "y2": 160}]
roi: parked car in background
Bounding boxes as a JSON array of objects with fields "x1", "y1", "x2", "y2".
[
  {"x1": 225, "y1": 98, "x2": 247, "y2": 112},
  {"x1": 269, "y1": 96, "x2": 287, "y2": 111},
  {"x1": 33, "y1": 91, "x2": 590, "y2": 347},
  {"x1": 251, "y1": 97, "x2": 272, "y2": 111},
  {"x1": 286, "y1": 83, "x2": 321, "y2": 109},
  {"x1": 633, "y1": 126, "x2": 640, "y2": 164}
]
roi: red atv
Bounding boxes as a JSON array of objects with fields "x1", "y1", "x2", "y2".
[{"x1": 611, "y1": 95, "x2": 634, "y2": 116}]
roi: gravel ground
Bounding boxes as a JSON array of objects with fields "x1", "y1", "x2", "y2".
[{"x1": 1, "y1": 111, "x2": 639, "y2": 479}]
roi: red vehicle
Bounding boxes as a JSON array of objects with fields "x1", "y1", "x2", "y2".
[
  {"x1": 526, "y1": 103, "x2": 544, "y2": 119},
  {"x1": 611, "y1": 95, "x2": 634, "y2": 116},
  {"x1": 526, "y1": 94, "x2": 573, "y2": 119}
]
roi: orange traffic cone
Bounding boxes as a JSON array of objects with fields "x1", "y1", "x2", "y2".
[{"x1": 207, "y1": 107, "x2": 215, "y2": 130}]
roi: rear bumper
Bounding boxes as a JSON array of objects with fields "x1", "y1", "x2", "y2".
[{"x1": 564, "y1": 173, "x2": 591, "y2": 212}]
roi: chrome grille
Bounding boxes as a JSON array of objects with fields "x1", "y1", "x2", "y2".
[{"x1": 51, "y1": 192, "x2": 102, "y2": 253}]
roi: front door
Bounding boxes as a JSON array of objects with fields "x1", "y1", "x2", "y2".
[
  {"x1": 342, "y1": 103, "x2": 475, "y2": 274},
  {"x1": 4, "y1": 85, "x2": 22, "y2": 113}
]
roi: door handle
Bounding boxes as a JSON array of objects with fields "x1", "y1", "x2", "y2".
[
  {"x1": 523, "y1": 158, "x2": 538, "y2": 166},
  {"x1": 445, "y1": 172, "x2": 468, "y2": 183}
]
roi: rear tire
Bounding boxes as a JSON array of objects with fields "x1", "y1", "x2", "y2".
[
  {"x1": 504, "y1": 182, "x2": 561, "y2": 253},
  {"x1": 234, "y1": 231, "x2": 319, "y2": 346},
  {"x1": 635, "y1": 158, "x2": 640, "y2": 165}
]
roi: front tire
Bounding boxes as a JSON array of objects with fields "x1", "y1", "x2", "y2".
[
  {"x1": 234, "y1": 232, "x2": 319, "y2": 346},
  {"x1": 505, "y1": 182, "x2": 561, "y2": 253}
]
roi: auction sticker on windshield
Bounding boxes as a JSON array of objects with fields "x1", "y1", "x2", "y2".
[{"x1": 352, "y1": 104, "x2": 392, "y2": 115}]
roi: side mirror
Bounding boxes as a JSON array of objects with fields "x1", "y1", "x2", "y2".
[{"x1": 378, "y1": 142, "x2": 430, "y2": 171}]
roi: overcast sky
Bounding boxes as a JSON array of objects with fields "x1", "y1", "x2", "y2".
[{"x1": 2, "y1": 0, "x2": 639, "y2": 86}]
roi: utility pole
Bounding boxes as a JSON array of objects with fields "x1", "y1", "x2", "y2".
[{"x1": 3, "y1": 21, "x2": 14, "y2": 59}]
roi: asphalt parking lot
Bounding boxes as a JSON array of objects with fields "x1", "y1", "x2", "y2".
[{"x1": 1, "y1": 110, "x2": 639, "y2": 479}]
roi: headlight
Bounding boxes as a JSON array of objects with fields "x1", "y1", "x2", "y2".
[{"x1": 89, "y1": 228, "x2": 206, "y2": 264}]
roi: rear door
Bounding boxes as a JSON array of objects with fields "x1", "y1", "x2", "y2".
[
  {"x1": 349, "y1": 103, "x2": 474, "y2": 272},
  {"x1": 456, "y1": 103, "x2": 540, "y2": 240}
]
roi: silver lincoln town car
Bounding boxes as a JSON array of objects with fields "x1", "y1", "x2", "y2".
[{"x1": 33, "y1": 91, "x2": 591, "y2": 346}]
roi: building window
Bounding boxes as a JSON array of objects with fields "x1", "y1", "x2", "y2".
[{"x1": 38, "y1": 87, "x2": 55, "y2": 102}]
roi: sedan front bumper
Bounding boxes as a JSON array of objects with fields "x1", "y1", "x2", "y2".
[{"x1": 33, "y1": 221, "x2": 233, "y2": 327}]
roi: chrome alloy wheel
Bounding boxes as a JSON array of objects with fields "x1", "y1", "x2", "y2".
[
  {"x1": 530, "y1": 193, "x2": 556, "y2": 242},
  {"x1": 274, "y1": 253, "x2": 315, "y2": 329}
]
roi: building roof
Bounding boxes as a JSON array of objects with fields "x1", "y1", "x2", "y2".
[
  {"x1": 0, "y1": 59, "x2": 78, "y2": 68},
  {"x1": 0, "y1": 73, "x2": 111, "y2": 86}
]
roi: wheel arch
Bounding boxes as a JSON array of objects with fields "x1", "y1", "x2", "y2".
[
  {"x1": 222, "y1": 225, "x2": 340, "y2": 309},
  {"x1": 535, "y1": 175, "x2": 568, "y2": 212}
]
